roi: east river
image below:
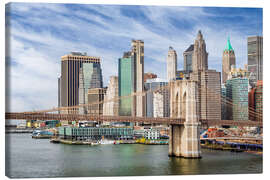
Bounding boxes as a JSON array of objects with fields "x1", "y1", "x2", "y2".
[{"x1": 5, "y1": 133, "x2": 262, "y2": 178}]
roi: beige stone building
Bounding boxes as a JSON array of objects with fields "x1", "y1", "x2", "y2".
[
  {"x1": 190, "y1": 30, "x2": 221, "y2": 121},
  {"x1": 103, "y1": 76, "x2": 119, "y2": 116},
  {"x1": 227, "y1": 65, "x2": 249, "y2": 79},
  {"x1": 131, "y1": 40, "x2": 145, "y2": 117},
  {"x1": 191, "y1": 70, "x2": 221, "y2": 121},
  {"x1": 153, "y1": 91, "x2": 164, "y2": 118},
  {"x1": 192, "y1": 30, "x2": 208, "y2": 72},
  {"x1": 87, "y1": 88, "x2": 107, "y2": 115}
]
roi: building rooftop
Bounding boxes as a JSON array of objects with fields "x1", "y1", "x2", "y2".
[
  {"x1": 146, "y1": 78, "x2": 168, "y2": 83},
  {"x1": 184, "y1": 44, "x2": 194, "y2": 52},
  {"x1": 224, "y1": 37, "x2": 234, "y2": 52}
]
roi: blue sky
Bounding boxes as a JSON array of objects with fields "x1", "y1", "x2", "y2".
[{"x1": 5, "y1": 3, "x2": 262, "y2": 112}]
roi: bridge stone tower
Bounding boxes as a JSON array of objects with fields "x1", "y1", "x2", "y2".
[{"x1": 169, "y1": 80, "x2": 201, "y2": 158}]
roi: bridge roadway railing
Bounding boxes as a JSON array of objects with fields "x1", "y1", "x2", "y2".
[
  {"x1": 5, "y1": 112, "x2": 262, "y2": 127},
  {"x1": 5, "y1": 112, "x2": 185, "y2": 125}
]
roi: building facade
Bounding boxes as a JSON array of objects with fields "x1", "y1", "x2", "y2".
[
  {"x1": 221, "y1": 84, "x2": 227, "y2": 120},
  {"x1": 190, "y1": 30, "x2": 221, "y2": 121},
  {"x1": 144, "y1": 72, "x2": 157, "y2": 82},
  {"x1": 254, "y1": 80, "x2": 263, "y2": 121},
  {"x1": 183, "y1": 44, "x2": 194, "y2": 73},
  {"x1": 249, "y1": 80, "x2": 263, "y2": 121},
  {"x1": 131, "y1": 40, "x2": 145, "y2": 117},
  {"x1": 118, "y1": 40, "x2": 145, "y2": 117},
  {"x1": 144, "y1": 78, "x2": 169, "y2": 118},
  {"x1": 58, "y1": 76, "x2": 61, "y2": 113},
  {"x1": 79, "y1": 68, "x2": 86, "y2": 114},
  {"x1": 248, "y1": 36, "x2": 263, "y2": 87},
  {"x1": 118, "y1": 52, "x2": 136, "y2": 116},
  {"x1": 191, "y1": 70, "x2": 222, "y2": 121},
  {"x1": 103, "y1": 76, "x2": 119, "y2": 116},
  {"x1": 227, "y1": 65, "x2": 250, "y2": 80},
  {"x1": 192, "y1": 30, "x2": 208, "y2": 72},
  {"x1": 225, "y1": 77, "x2": 249, "y2": 121},
  {"x1": 153, "y1": 91, "x2": 164, "y2": 118},
  {"x1": 60, "y1": 52, "x2": 103, "y2": 113},
  {"x1": 167, "y1": 46, "x2": 177, "y2": 81},
  {"x1": 144, "y1": 129, "x2": 160, "y2": 140},
  {"x1": 59, "y1": 127, "x2": 134, "y2": 140},
  {"x1": 222, "y1": 37, "x2": 236, "y2": 83},
  {"x1": 87, "y1": 88, "x2": 107, "y2": 115}
]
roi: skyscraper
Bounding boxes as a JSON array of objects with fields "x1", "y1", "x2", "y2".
[
  {"x1": 167, "y1": 46, "x2": 177, "y2": 81},
  {"x1": 118, "y1": 52, "x2": 136, "y2": 116},
  {"x1": 131, "y1": 40, "x2": 145, "y2": 117},
  {"x1": 254, "y1": 80, "x2": 263, "y2": 121},
  {"x1": 226, "y1": 77, "x2": 249, "y2": 121},
  {"x1": 222, "y1": 37, "x2": 236, "y2": 83},
  {"x1": 190, "y1": 30, "x2": 221, "y2": 121},
  {"x1": 60, "y1": 52, "x2": 103, "y2": 113},
  {"x1": 192, "y1": 30, "x2": 208, "y2": 72},
  {"x1": 145, "y1": 78, "x2": 169, "y2": 118},
  {"x1": 103, "y1": 76, "x2": 119, "y2": 116},
  {"x1": 57, "y1": 76, "x2": 61, "y2": 113},
  {"x1": 247, "y1": 36, "x2": 263, "y2": 86},
  {"x1": 78, "y1": 68, "x2": 86, "y2": 114},
  {"x1": 221, "y1": 84, "x2": 227, "y2": 120},
  {"x1": 183, "y1": 44, "x2": 194, "y2": 73}
]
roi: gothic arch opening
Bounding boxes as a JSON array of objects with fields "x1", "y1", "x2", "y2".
[
  {"x1": 181, "y1": 92, "x2": 187, "y2": 120},
  {"x1": 173, "y1": 92, "x2": 179, "y2": 117}
]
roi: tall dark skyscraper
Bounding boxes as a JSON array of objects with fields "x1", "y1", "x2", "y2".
[
  {"x1": 59, "y1": 52, "x2": 103, "y2": 113},
  {"x1": 247, "y1": 36, "x2": 263, "y2": 86},
  {"x1": 183, "y1": 44, "x2": 194, "y2": 73}
]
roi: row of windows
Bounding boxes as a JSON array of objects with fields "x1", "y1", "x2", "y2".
[{"x1": 66, "y1": 57, "x2": 100, "y2": 61}]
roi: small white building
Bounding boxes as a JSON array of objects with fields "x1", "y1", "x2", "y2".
[
  {"x1": 144, "y1": 129, "x2": 160, "y2": 140},
  {"x1": 153, "y1": 91, "x2": 164, "y2": 118}
]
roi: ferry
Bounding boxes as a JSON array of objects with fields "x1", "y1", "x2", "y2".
[{"x1": 32, "y1": 129, "x2": 54, "y2": 139}]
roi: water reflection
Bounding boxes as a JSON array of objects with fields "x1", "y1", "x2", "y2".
[{"x1": 6, "y1": 134, "x2": 262, "y2": 178}]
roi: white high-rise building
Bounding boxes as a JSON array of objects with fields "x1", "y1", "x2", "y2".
[
  {"x1": 103, "y1": 76, "x2": 119, "y2": 116},
  {"x1": 167, "y1": 46, "x2": 177, "y2": 81}
]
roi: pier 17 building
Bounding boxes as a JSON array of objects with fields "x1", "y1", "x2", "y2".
[{"x1": 59, "y1": 127, "x2": 134, "y2": 140}]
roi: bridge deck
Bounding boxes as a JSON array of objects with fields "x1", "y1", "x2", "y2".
[{"x1": 5, "y1": 112, "x2": 262, "y2": 127}]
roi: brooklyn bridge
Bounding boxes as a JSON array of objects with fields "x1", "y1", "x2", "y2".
[{"x1": 5, "y1": 80, "x2": 263, "y2": 158}]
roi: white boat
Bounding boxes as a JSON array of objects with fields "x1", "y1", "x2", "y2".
[
  {"x1": 99, "y1": 139, "x2": 114, "y2": 145},
  {"x1": 91, "y1": 142, "x2": 100, "y2": 146}
]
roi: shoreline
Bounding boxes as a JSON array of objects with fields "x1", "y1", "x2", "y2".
[
  {"x1": 50, "y1": 138, "x2": 262, "y2": 155},
  {"x1": 50, "y1": 138, "x2": 169, "y2": 145},
  {"x1": 201, "y1": 143, "x2": 262, "y2": 155}
]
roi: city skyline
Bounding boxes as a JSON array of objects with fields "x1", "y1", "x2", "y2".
[{"x1": 5, "y1": 3, "x2": 262, "y2": 112}]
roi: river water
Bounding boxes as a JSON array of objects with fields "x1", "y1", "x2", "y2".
[{"x1": 5, "y1": 133, "x2": 262, "y2": 178}]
